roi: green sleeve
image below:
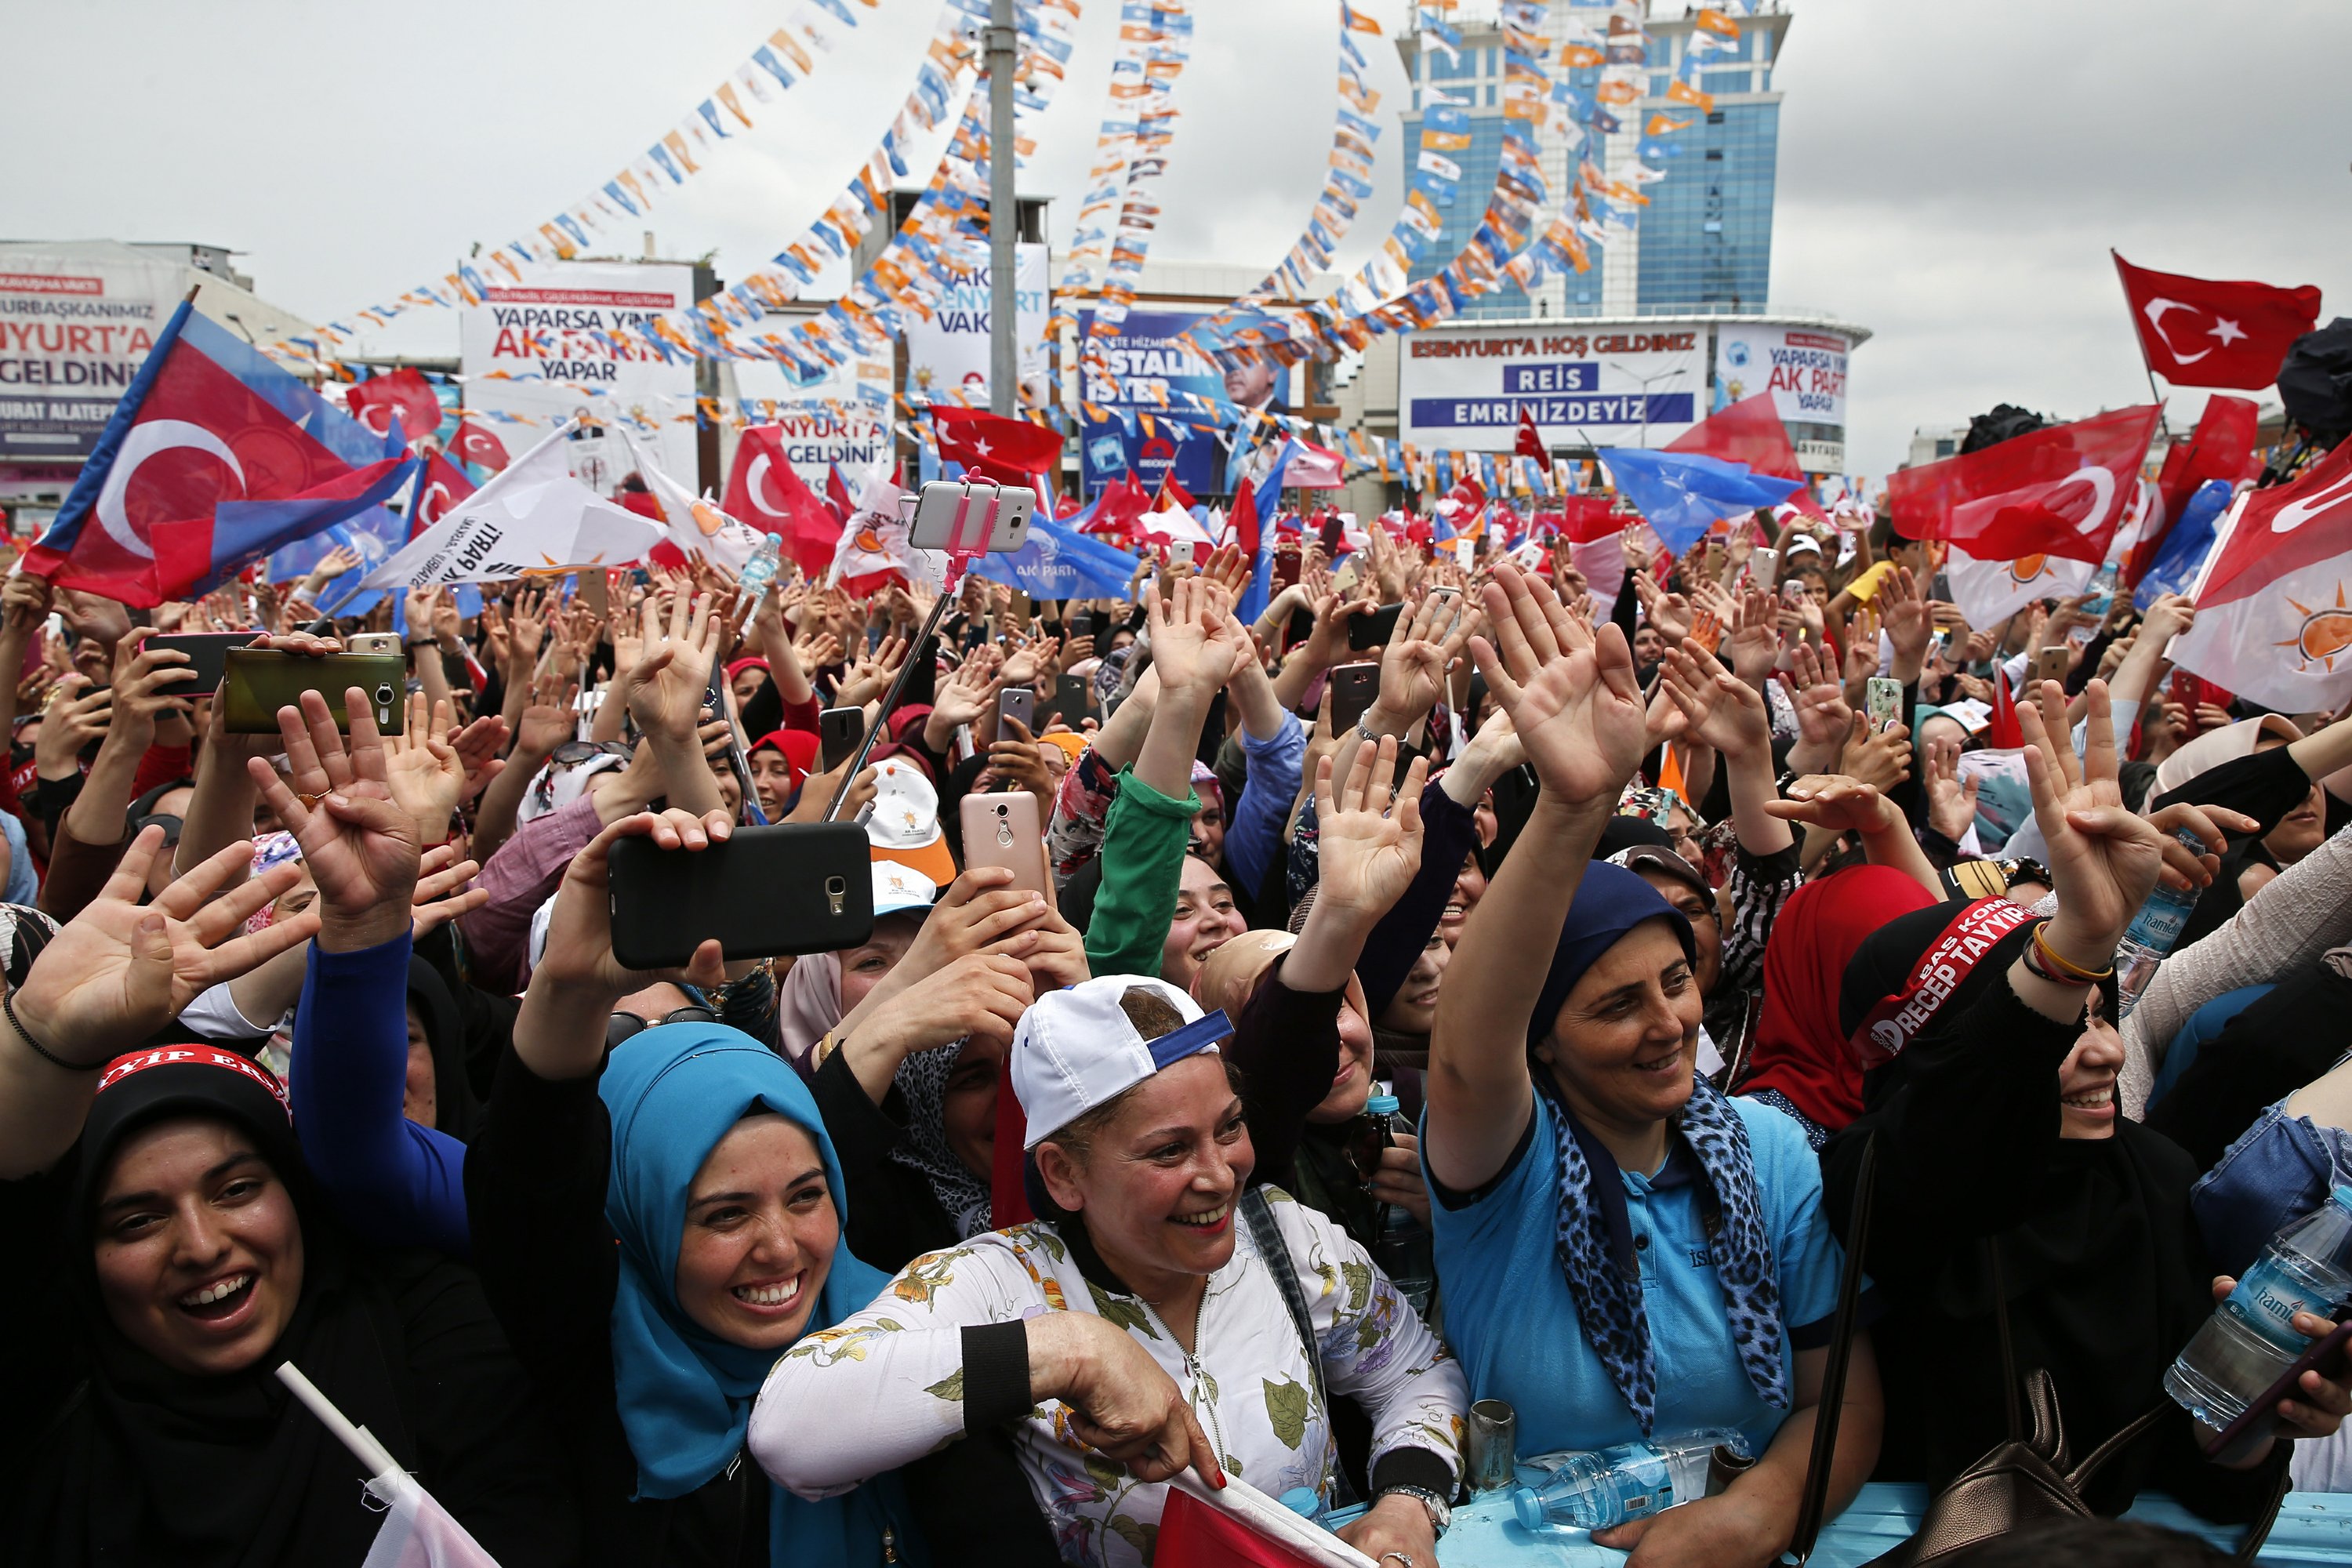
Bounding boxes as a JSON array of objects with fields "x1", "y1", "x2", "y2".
[{"x1": 1083, "y1": 765, "x2": 1200, "y2": 982}]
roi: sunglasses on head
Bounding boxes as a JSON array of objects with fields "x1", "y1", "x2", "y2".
[{"x1": 605, "y1": 1004, "x2": 720, "y2": 1050}]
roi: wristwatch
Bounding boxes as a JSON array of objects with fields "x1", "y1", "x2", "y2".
[{"x1": 1379, "y1": 1483, "x2": 1451, "y2": 1538}]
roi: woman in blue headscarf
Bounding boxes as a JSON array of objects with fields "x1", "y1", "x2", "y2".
[
  {"x1": 464, "y1": 806, "x2": 924, "y2": 1567},
  {"x1": 1423, "y1": 565, "x2": 1884, "y2": 1568}
]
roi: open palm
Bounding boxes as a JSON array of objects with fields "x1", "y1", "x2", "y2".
[
  {"x1": 13, "y1": 829, "x2": 315, "y2": 1062},
  {"x1": 1312, "y1": 739, "x2": 1428, "y2": 920},
  {"x1": 1472, "y1": 563, "x2": 1645, "y2": 808},
  {"x1": 245, "y1": 688, "x2": 420, "y2": 920}
]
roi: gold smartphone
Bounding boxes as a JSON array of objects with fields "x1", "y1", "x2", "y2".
[{"x1": 222, "y1": 644, "x2": 407, "y2": 734}]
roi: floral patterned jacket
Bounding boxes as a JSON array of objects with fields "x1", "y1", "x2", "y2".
[{"x1": 749, "y1": 1188, "x2": 1466, "y2": 1566}]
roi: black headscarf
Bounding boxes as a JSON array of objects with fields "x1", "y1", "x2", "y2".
[
  {"x1": 14, "y1": 1047, "x2": 427, "y2": 1568},
  {"x1": 406, "y1": 955, "x2": 478, "y2": 1142}
]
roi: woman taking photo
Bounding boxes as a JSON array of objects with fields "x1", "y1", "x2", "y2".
[
  {"x1": 1423, "y1": 564, "x2": 1882, "y2": 1568},
  {"x1": 750, "y1": 971, "x2": 1468, "y2": 1568},
  {"x1": 465, "y1": 804, "x2": 927, "y2": 1566}
]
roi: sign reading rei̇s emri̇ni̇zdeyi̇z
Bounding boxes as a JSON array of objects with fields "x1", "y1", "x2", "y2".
[
  {"x1": 1399, "y1": 326, "x2": 1707, "y2": 453},
  {"x1": 459, "y1": 260, "x2": 698, "y2": 495}
]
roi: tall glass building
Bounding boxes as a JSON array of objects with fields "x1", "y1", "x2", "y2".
[{"x1": 1397, "y1": 6, "x2": 1791, "y2": 320}]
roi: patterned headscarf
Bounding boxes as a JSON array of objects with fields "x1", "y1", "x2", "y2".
[
  {"x1": 887, "y1": 1045, "x2": 994, "y2": 1239},
  {"x1": 1530, "y1": 862, "x2": 1788, "y2": 1435},
  {"x1": 242, "y1": 832, "x2": 305, "y2": 935}
]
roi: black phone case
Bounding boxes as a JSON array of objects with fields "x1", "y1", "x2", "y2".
[
  {"x1": 1329, "y1": 666, "x2": 1381, "y2": 733},
  {"x1": 146, "y1": 632, "x2": 263, "y2": 691},
  {"x1": 1051, "y1": 675, "x2": 1094, "y2": 724},
  {"x1": 1348, "y1": 602, "x2": 1405, "y2": 651},
  {"x1": 818, "y1": 709, "x2": 866, "y2": 772},
  {"x1": 607, "y1": 822, "x2": 873, "y2": 969}
]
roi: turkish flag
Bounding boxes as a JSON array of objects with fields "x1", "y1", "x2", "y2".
[
  {"x1": 1153, "y1": 471, "x2": 1199, "y2": 515},
  {"x1": 449, "y1": 420, "x2": 512, "y2": 474},
  {"x1": 345, "y1": 368, "x2": 444, "y2": 448},
  {"x1": 1886, "y1": 405, "x2": 2162, "y2": 564},
  {"x1": 1515, "y1": 407, "x2": 1548, "y2": 464},
  {"x1": 931, "y1": 406, "x2": 1065, "y2": 487},
  {"x1": 1557, "y1": 494, "x2": 1624, "y2": 543},
  {"x1": 2114, "y1": 252, "x2": 2321, "y2": 390},
  {"x1": 411, "y1": 452, "x2": 477, "y2": 539},
  {"x1": 723, "y1": 426, "x2": 840, "y2": 575},
  {"x1": 826, "y1": 463, "x2": 855, "y2": 522},
  {"x1": 1083, "y1": 475, "x2": 1153, "y2": 543},
  {"x1": 2169, "y1": 437, "x2": 2352, "y2": 710},
  {"x1": 1156, "y1": 1489, "x2": 1327, "y2": 1568},
  {"x1": 2130, "y1": 394, "x2": 2260, "y2": 582}
]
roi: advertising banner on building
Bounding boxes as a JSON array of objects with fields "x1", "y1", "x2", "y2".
[
  {"x1": 746, "y1": 353, "x2": 895, "y2": 488},
  {"x1": 904, "y1": 243, "x2": 1048, "y2": 412},
  {"x1": 459, "y1": 260, "x2": 698, "y2": 495},
  {"x1": 1399, "y1": 326, "x2": 1704, "y2": 453},
  {"x1": 1712, "y1": 325, "x2": 1851, "y2": 472},
  {"x1": 0, "y1": 248, "x2": 187, "y2": 463},
  {"x1": 1076, "y1": 307, "x2": 1299, "y2": 494}
]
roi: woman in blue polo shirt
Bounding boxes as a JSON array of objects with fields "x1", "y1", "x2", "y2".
[{"x1": 1426, "y1": 564, "x2": 1882, "y2": 1566}]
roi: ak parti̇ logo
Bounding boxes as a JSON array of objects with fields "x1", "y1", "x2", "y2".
[{"x1": 2279, "y1": 583, "x2": 2352, "y2": 672}]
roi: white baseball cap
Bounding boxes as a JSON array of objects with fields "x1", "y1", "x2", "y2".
[
  {"x1": 870, "y1": 860, "x2": 938, "y2": 919},
  {"x1": 1013, "y1": 975, "x2": 1232, "y2": 1150},
  {"x1": 865, "y1": 756, "x2": 956, "y2": 884}
]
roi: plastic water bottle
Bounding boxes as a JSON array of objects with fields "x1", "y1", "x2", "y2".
[
  {"x1": 2112, "y1": 828, "x2": 2205, "y2": 1019},
  {"x1": 1511, "y1": 1429, "x2": 1751, "y2": 1532},
  {"x1": 2082, "y1": 562, "x2": 2121, "y2": 619},
  {"x1": 2165, "y1": 1185, "x2": 2352, "y2": 1434},
  {"x1": 735, "y1": 532, "x2": 783, "y2": 626},
  {"x1": 1363, "y1": 1094, "x2": 1436, "y2": 1317}
]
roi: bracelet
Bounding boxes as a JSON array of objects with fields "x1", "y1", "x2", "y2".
[
  {"x1": 2027, "y1": 921, "x2": 2112, "y2": 985},
  {"x1": 5, "y1": 990, "x2": 94, "y2": 1072}
]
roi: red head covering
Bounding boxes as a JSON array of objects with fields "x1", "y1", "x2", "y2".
[
  {"x1": 1739, "y1": 865, "x2": 1937, "y2": 1133},
  {"x1": 748, "y1": 728, "x2": 819, "y2": 789},
  {"x1": 724, "y1": 655, "x2": 771, "y2": 688}
]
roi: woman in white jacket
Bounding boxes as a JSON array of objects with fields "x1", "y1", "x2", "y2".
[{"x1": 751, "y1": 974, "x2": 1468, "y2": 1568}]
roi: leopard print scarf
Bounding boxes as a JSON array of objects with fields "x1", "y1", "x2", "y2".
[{"x1": 1542, "y1": 1072, "x2": 1788, "y2": 1434}]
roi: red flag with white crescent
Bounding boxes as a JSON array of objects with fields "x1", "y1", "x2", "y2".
[
  {"x1": 2114, "y1": 252, "x2": 2321, "y2": 391},
  {"x1": 410, "y1": 452, "x2": 476, "y2": 539},
  {"x1": 2170, "y1": 438, "x2": 2352, "y2": 711}
]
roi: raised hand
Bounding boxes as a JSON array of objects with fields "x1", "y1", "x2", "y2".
[
  {"x1": 1310, "y1": 737, "x2": 1428, "y2": 924},
  {"x1": 246, "y1": 687, "x2": 421, "y2": 952},
  {"x1": 11, "y1": 828, "x2": 316, "y2": 1066},
  {"x1": 409, "y1": 841, "x2": 488, "y2": 938},
  {"x1": 2018, "y1": 679, "x2": 2167, "y2": 967},
  {"x1": 625, "y1": 588, "x2": 722, "y2": 746},
  {"x1": 1632, "y1": 570, "x2": 1693, "y2": 644},
  {"x1": 1370, "y1": 590, "x2": 1472, "y2": 733},
  {"x1": 1763, "y1": 774, "x2": 1904, "y2": 837},
  {"x1": 535, "y1": 808, "x2": 737, "y2": 1001},
  {"x1": 1662, "y1": 641, "x2": 1769, "y2": 761},
  {"x1": 1469, "y1": 561, "x2": 1646, "y2": 812},
  {"x1": 1725, "y1": 586, "x2": 1781, "y2": 688},
  {"x1": 1881, "y1": 564, "x2": 1932, "y2": 679},
  {"x1": 1142, "y1": 575, "x2": 1223, "y2": 697},
  {"x1": 1924, "y1": 735, "x2": 1982, "y2": 842},
  {"x1": 381, "y1": 692, "x2": 469, "y2": 846},
  {"x1": 1838, "y1": 713, "x2": 1913, "y2": 795}
]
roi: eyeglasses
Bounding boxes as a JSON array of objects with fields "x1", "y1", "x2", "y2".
[
  {"x1": 552, "y1": 739, "x2": 632, "y2": 768},
  {"x1": 605, "y1": 1004, "x2": 720, "y2": 1049}
]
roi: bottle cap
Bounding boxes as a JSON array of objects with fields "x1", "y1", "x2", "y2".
[
  {"x1": 2332, "y1": 1184, "x2": 2352, "y2": 1214},
  {"x1": 764, "y1": 532, "x2": 782, "y2": 545},
  {"x1": 1512, "y1": 1486, "x2": 1544, "y2": 1531},
  {"x1": 1365, "y1": 1094, "x2": 1401, "y2": 1116},
  {"x1": 1278, "y1": 1487, "x2": 1321, "y2": 1519}
]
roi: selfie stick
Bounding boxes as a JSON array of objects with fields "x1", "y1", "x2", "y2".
[{"x1": 822, "y1": 481, "x2": 1016, "y2": 822}]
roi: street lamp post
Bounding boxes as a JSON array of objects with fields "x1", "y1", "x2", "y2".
[{"x1": 986, "y1": 0, "x2": 1018, "y2": 419}]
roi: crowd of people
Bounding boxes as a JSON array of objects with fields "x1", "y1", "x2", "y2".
[{"x1": 3, "y1": 456, "x2": 2351, "y2": 1568}]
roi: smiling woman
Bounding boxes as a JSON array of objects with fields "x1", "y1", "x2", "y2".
[{"x1": 750, "y1": 975, "x2": 1470, "y2": 1568}]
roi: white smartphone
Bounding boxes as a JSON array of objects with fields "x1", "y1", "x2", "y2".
[
  {"x1": 1168, "y1": 539, "x2": 1197, "y2": 570},
  {"x1": 1746, "y1": 547, "x2": 1778, "y2": 588},
  {"x1": 907, "y1": 479, "x2": 1035, "y2": 554}
]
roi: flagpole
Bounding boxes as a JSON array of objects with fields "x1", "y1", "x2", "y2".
[{"x1": 2114, "y1": 252, "x2": 2172, "y2": 441}]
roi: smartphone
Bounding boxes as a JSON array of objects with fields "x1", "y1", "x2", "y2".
[
  {"x1": 907, "y1": 479, "x2": 1034, "y2": 554},
  {"x1": 1747, "y1": 546, "x2": 1778, "y2": 588},
  {"x1": 1273, "y1": 544, "x2": 1302, "y2": 591},
  {"x1": 1007, "y1": 590, "x2": 1032, "y2": 631},
  {"x1": 1051, "y1": 674, "x2": 1094, "y2": 726},
  {"x1": 994, "y1": 686, "x2": 1035, "y2": 743},
  {"x1": 1864, "y1": 675, "x2": 1904, "y2": 732},
  {"x1": 2034, "y1": 645, "x2": 2070, "y2": 687},
  {"x1": 1333, "y1": 557, "x2": 1363, "y2": 598},
  {"x1": 1319, "y1": 514, "x2": 1345, "y2": 553},
  {"x1": 1780, "y1": 579, "x2": 1809, "y2": 607},
  {"x1": 607, "y1": 822, "x2": 873, "y2": 968},
  {"x1": 959, "y1": 790, "x2": 1048, "y2": 897},
  {"x1": 1329, "y1": 662, "x2": 1381, "y2": 733},
  {"x1": 146, "y1": 630, "x2": 264, "y2": 691},
  {"x1": 1285, "y1": 604, "x2": 1316, "y2": 651},
  {"x1": 1348, "y1": 601, "x2": 1405, "y2": 652},
  {"x1": 1703, "y1": 541, "x2": 1726, "y2": 582},
  {"x1": 2203, "y1": 1318, "x2": 2352, "y2": 1462},
  {"x1": 1167, "y1": 539, "x2": 1197, "y2": 572},
  {"x1": 818, "y1": 706, "x2": 866, "y2": 772},
  {"x1": 221, "y1": 648, "x2": 406, "y2": 734}
]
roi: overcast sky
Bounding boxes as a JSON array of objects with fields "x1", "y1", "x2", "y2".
[{"x1": 6, "y1": 0, "x2": 2346, "y2": 476}]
